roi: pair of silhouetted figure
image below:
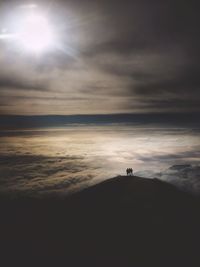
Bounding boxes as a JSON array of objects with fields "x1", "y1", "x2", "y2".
[{"x1": 126, "y1": 168, "x2": 133, "y2": 176}]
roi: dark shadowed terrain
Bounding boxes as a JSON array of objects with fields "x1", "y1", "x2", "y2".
[{"x1": 0, "y1": 176, "x2": 200, "y2": 267}]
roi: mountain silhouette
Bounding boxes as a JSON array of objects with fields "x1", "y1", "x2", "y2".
[{"x1": 0, "y1": 175, "x2": 199, "y2": 267}]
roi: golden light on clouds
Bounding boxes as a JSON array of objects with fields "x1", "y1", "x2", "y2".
[{"x1": 1, "y1": 125, "x2": 199, "y2": 195}]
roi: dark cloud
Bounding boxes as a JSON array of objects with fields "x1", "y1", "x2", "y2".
[
  {"x1": 0, "y1": 76, "x2": 48, "y2": 91},
  {"x1": 0, "y1": 153, "x2": 93, "y2": 195},
  {"x1": 0, "y1": 0, "x2": 199, "y2": 115},
  {"x1": 0, "y1": 113, "x2": 199, "y2": 130},
  {"x1": 138, "y1": 149, "x2": 200, "y2": 163}
]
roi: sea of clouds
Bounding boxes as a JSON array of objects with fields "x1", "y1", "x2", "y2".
[
  {"x1": 136, "y1": 164, "x2": 200, "y2": 195},
  {"x1": 0, "y1": 125, "x2": 199, "y2": 196}
]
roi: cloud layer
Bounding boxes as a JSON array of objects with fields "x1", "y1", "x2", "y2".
[
  {"x1": 136, "y1": 164, "x2": 200, "y2": 195},
  {"x1": 0, "y1": 125, "x2": 199, "y2": 196},
  {"x1": 0, "y1": 0, "x2": 199, "y2": 115}
]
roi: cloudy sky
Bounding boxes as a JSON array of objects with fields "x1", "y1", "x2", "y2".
[
  {"x1": 0, "y1": 1, "x2": 199, "y2": 196},
  {"x1": 0, "y1": 0, "x2": 199, "y2": 115}
]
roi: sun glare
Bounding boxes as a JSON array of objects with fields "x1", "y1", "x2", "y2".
[
  {"x1": 0, "y1": 5, "x2": 57, "y2": 55},
  {"x1": 17, "y1": 14, "x2": 55, "y2": 53}
]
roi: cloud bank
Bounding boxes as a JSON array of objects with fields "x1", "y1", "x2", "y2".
[
  {"x1": 0, "y1": 125, "x2": 199, "y2": 196},
  {"x1": 136, "y1": 164, "x2": 200, "y2": 195}
]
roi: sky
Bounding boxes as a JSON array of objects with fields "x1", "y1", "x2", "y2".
[
  {"x1": 0, "y1": 1, "x2": 199, "y2": 196},
  {"x1": 0, "y1": 0, "x2": 199, "y2": 115}
]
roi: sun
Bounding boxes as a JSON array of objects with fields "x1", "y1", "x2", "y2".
[
  {"x1": 17, "y1": 13, "x2": 55, "y2": 54},
  {"x1": 0, "y1": 5, "x2": 58, "y2": 55}
]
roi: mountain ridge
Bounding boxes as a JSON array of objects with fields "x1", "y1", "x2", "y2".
[{"x1": 0, "y1": 175, "x2": 199, "y2": 267}]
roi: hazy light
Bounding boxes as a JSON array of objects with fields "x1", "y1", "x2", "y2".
[
  {"x1": 0, "y1": 6, "x2": 57, "y2": 55},
  {"x1": 0, "y1": 33, "x2": 13, "y2": 39},
  {"x1": 0, "y1": 28, "x2": 12, "y2": 39},
  {"x1": 20, "y1": 4, "x2": 38, "y2": 9},
  {"x1": 17, "y1": 14, "x2": 55, "y2": 53}
]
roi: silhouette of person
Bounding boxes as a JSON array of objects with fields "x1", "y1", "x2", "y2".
[{"x1": 126, "y1": 168, "x2": 133, "y2": 176}]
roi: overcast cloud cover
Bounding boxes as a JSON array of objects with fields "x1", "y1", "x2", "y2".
[{"x1": 0, "y1": 0, "x2": 199, "y2": 115}]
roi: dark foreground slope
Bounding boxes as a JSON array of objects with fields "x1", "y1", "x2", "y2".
[{"x1": 0, "y1": 176, "x2": 200, "y2": 267}]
